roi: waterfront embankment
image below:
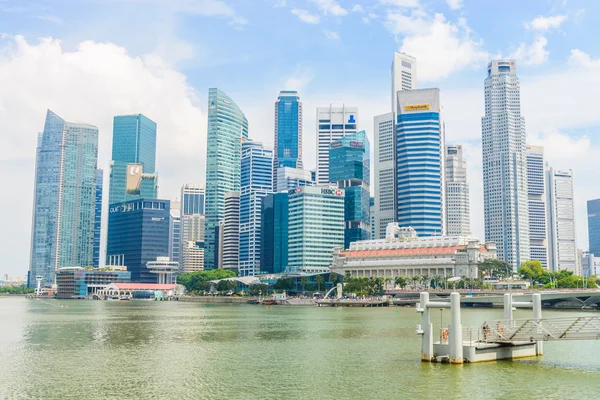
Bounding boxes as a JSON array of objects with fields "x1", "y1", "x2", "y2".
[{"x1": 180, "y1": 296, "x2": 250, "y2": 304}]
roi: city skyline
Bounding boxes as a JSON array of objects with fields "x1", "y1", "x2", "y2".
[{"x1": 3, "y1": 0, "x2": 600, "y2": 277}]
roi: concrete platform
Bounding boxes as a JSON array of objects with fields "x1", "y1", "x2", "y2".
[{"x1": 432, "y1": 341, "x2": 540, "y2": 363}]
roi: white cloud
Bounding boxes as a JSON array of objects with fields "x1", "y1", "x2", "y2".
[
  {"x1": 512, "y1": 35, "x2": 549, "y2": 66},
  {"x1": 351, "y1": 4, "x2": 364, "y2": 12},
  {"x1": 526, "y1": 15, "x2": 567, "y2": 31},
  {"x1": 446, "y1": 0, "x2": 463, "y2": 10},
  {"x1": 310, "y1": 0, "x2": 347, "y2": 16},
  {"x1": 291, "y1": 8, "x2": 320, "y2": 24},
  {"x1": 385, "y1": 12, "x2": 489, "y2": 81},
  {"x1": 568, "y1": 48, "x2": 599, "y2": 67},
  {"x1": 0, "y1": 35, "x2": 206, "y2": 277},
  {"x1": 274, "y1": 0, "x2": 287, "y2": 7},
  {"x1": 323, "y1": 30, "x2": 340, "y2": 40},
  {"x1": 283, "y1": 66, "x2": 315, "y2": 92},
  {"x1": 379, "y1": 0, "x2": 420, "y2": 7}
]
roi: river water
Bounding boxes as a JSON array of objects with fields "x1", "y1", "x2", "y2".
[{"x1": 1, "y1": 298, "x2": 599, "y2": 399}]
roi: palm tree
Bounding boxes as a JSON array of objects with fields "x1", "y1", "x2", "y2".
[
  {"x1": 395, "y1": 276, "x2": 408, "y2": 289},
  {"x1": 412, "y1": 275, "x2": 420, "y2": 289},
  {"x1": 315, "y1": 275, "x2": 325, "y2": 292},
  {"x1": 421, "y1": 274, "x2": 430, "y2": 289},
  {"x1": 300, "y1": 277, "x2": 309, "y2": 292}
]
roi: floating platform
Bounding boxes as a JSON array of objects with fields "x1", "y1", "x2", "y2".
[{"x1": 432, "y1": 341, "x2": 540, "y2": 363}]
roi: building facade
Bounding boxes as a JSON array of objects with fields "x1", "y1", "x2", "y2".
[
  {"x1": 181, "y1": 184, "x2": 205, "y2": 215},
  {"x1": 261, "y1": 192, "x2": 290, "y2": 274},
  {"x1": 373, "y1": 112, "x2": 396, "y2": 240},
  {"x1": 587, "y1": 199, "x2": 600, "y2": 257},
  {"x1": 396, "y1": 88, "x2": 445, "y2": 237},
  {"x1": 106, "y1": 199, "x2": 170, "y2": 283},
  {"x1": 329, "y1": 130, "x2": 371, "y2": 248},
  {"x1": 526, "y1": 145, "x2": 548, "y2": 268},
  {"x1": 445, "y1": 145, "x2": 470, "y2": 236},
  {"x1": 546, "y1": 168, "x2": 577, "y2": 273},
  {"x1": 93, "y1": 168, "x2": 104, "y2": 268},
  {"x1": 288, "y1": 186, "x2": 345, "y2": 273},
  {"x1": 56, "y1": 266, "x2": 131, "y2": 298},
  {"x1": 29, "y1": 110, "x2": 99, "y2": 287},
  {"x1": 273, "y1": 91, "x2": 302, "y2": 190},
  {"x1": 316, "y1": 105, "x2": 358, "y2": 184},
  {"x1": 581, "y1": 252, "x2": 600, "y2": 277},
  {"x1": 332, "y1": 225, "x2": 497, "y2": 280},
  {"x1": 168, "y1": 205, "x2": 181, "y2": 263},
  {"x1": 221, "y1": 191, "x2": 240, "y2": 271},
  {"x1": 482, "y1": 60, "x2": 529, "y2": 270},
  {"x1": 108, "y1": 114, "x2": 158, "y2": 205},
  {"x1": 391, "y1": 52, "x2": 417, "y2": 112},
  {"x1": 239, "y1": 140, "x2": 273, "y2": 276},
  {"x1": 204, "y1": 88, "x2": 248, "y2": 269},
  {"x1": 275, "y1": 167, "x2": 314, "y2": 192},
  {"x1": 180, "y1": 214, "x2": 205, "y2": 272}
]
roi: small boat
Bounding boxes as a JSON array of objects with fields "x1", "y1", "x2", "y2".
[{"x1": 262, "y1": 299, "x2": 277, "y2": 305}]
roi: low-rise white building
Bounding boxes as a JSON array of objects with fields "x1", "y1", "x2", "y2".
[{"x1": 331, "y1": 224, "x2": 497, "y2": 279}]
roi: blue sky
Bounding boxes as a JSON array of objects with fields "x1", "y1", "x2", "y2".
[{"x1": 1, "y1": 0, "x2": 599, "y2": 278}]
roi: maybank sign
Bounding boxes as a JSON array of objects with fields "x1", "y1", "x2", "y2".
[{"x1": 404, "y1": 104, "x2": 430, "y2": 111}]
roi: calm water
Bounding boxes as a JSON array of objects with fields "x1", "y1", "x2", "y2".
[{"x1": 1, "y1": 298, "x2": 600, "y2": 399}]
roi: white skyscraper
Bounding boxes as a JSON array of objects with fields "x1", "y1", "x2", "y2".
[
  {"x1": 546, "y1": 168, "x2": 577, "y2": 273},
  {"x1": 391, "y1": 52, "x2": 417, "y2": 113},
  {"x1": 316, "y1": 105, "x2": 358, "y2": 184},
  {"x1": 373, "y1": 112, "x2": 395, "y2": 239},
  {"x1": 482, "y1": 59, "x2": 529, "y2": 270},
  {"x1": 526, "y1": 145, "x2": 548, "y2": 268},
  {"x1": 445, "y1": 145, "x2": 470, "y2": 236}
]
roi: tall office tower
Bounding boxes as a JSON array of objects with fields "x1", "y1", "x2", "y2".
[
  {"x1": 93, "y1": 168, "x2": 104, "y2": 268},
  {"x1": 181, "y1": 214, "x2": 205, "y2": 272},
  {"x1": 276, "y1": 167, "x2": 314, "y2": 192},
  {"x1": 373, "y1": 112, "x2": 395, "y2": 240},
  {"x1": 370, "y1": 197, "x2": 375, "y2": 240},
  {"x1": 445, "y1": 145, "x2": 470, "y2": 236},
  {"x1": 391, "y1": 52, "x2": 417, "y2": 112},
  {"x1": 316, "y1": 105, "x2": 358, "y2": 184},
  {"x1": 204, "y1": 89, "x2": 248, "y2": 270},
  {"x1": 396, "y1": 89, "x2": 445, "y2": 237},
  {"x1": 239, "y1": 140, "x2": 273, "y2": 276},
  {"x1": 181, "y1": 184, "x2": 205, "y2": 215},
  {"x1": 221, "y1": 191, "x2": 240, "y2": 271},
  {"x1": 261, "y1": 192, "x2": 290, "y2": 274},
  {"x1": 108, "y1": 114, "x2": 158, "y2": 205},
  {"x1": 482, "y1": 60, "x2": 529, "y2": 270},
  {"x1": 546, "y1": 168, "x2": 577, "y2": 273},
  {"x1": 329, "y1": 130, "x2": 371, "y2": 248},
  {"x1": 587, "y1": 199, "x2": 600, "y2": 256},
  {"x1": 168, "y1": 203, "x2": 181, "y2": 263},
  {"x1": 526, "y1": 146, "x2": 548, "y2": 268},
  {"x1": 29, "y1": 110, "x2": 99, "y2": 287},
  {"x1": 288, "y1": 186, "x2": 345, "y2": 273},
  {"x1": 273, "y1": 91, "x2": 302, "y2": 190},
  {"x1": 107, "y1": 199, "x2": 170, "y2": 283}
]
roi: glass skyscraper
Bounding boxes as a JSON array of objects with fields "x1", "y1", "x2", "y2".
[
  {"x1": 261, "y1": 192, "x2": 289, "y2": 274},
  {"x1": 108, "y1": 114, "x2": 158, "y2": 205},
  {"x1": 93, "y1": 168, "x2": 104, "y2": 268},
  {"x1": 396, "y1": 88, "x2": 444, "y2": 237},
  {"x1": 181, "y1": 184, "x2": 205, "y2": 215},
  {"x1": 204, "y1": 88, "x2": 248, "y2": 269},
  {"x1": 239, "y1": 139, "x2": 273, "y2": 276},
  {"x1": 587, "y1": 199, "x2": 600, "y2": 256},
  {"x1": 526, "y1": 145, "x2": 547, "y2": 268},
  {"x1": 29, "y1": 110, "x2": 99, "y2": 287},
  {"x1": 274, "y1": 91, "x2": 302, "y2": 169},
  {"x1": 329, "y1": 130, "x2": 371, "y2": 248}
]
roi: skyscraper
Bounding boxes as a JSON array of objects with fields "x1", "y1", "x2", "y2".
[
  {"x1": 261, "y1": 192, "x2": 290, "y2": 274},
  {"x1": 396, "y1": 89, "x2": 445, "y2": 236},
  {"x1": 274, "y1": 91, "x2": 302, "y2": 189},
  {"x1": 29, "y1": 110, "x2": 99, "y2": 287},
  {"x1": 275, "y1": 167, "x2": 314, "y2": 192},
  {"x1": 373, "y1": 112, "x2": 395, "y2": 240},
  {"x1": 239, "y1": 139, "x2": 273, "y2": 276},
  {"x1": 221, "y1": 191, "x2": 240, "y2": 271},
  {"x1": 93, "y1": 168, "x2": 104, "y2": 268},
  {"x1": 168, "y1": 203, "x2": 181, "y2": 263},
  {"x1": 546, "y1": 168, "x2": 577, "y2": 273},
  {"x1": 482, "y1": 60, "x2": 529, "y2": 270},
  {"x1": 329, "y1": 130, "x2": 371, "y2": 248},
  {"x1": 316, "y1": 105, "x2": 358, "y2": 184},
  {"x1": 108, "y1": 114, "x2": 158, "y2": 205},
  {"x1": 445, "y1": 145, "x2": 470, "y2": 236},
  {"x1": 204, "y1": 88, "x2": 248, "y2": 269},
  {"x1": 391, "y1": 52, "x2": 417, "y2": 112},
  {"x1": 587, "y1": 199, "x2": 600, "y2": 256},
  {"x1": 526, "y1": 145, "x2": 548, "y2": 268},
  {"x1": 181, "y1": 184, "x2": 205, "y2": 215}
]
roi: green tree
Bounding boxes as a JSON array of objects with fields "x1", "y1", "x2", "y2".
[
  {"x1": 330, "y1": 273, "x2": 339, "y2": 285},
  {"x1": 248, "y1": 284, "x2": 268, "y2": 296},
  {"x1": 274, "y1": 278, "x2": 294, "y2": 292},
  {"x1": 395, "y1": 276, "x2": 408, "y2": 289},
  {"x1": 518, "y1": 260, "x2": 545, "y2": 285},
  {"x1": 216, "y1": 280, "x2": 237, "y2": 293},
  {"x1": 479, "y1": 259, "x2": 512, "y2": 279},
  {"x1": 300, "y1": 277, "x2": 309, "y2": 292},
  {"x1": 177, "y1": 269, "x2": 237, "y2": 294},
  {"x1": 315, "y1": 275, "x2": 325, "y2": 292}
]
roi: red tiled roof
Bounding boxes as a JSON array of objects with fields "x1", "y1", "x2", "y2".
[
  {"x1": 111, "y1": 283, "x2": 177, "y2": 290},
  {"x1": 342, "y1": 246, "x2": 465, "y2": 258}
]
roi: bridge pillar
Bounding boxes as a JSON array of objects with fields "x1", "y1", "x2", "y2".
[
  {"x1": 449, "y1": 292, "x2": 463, "y2": 364},
  {"x1": 532, "y1": 293, "x2": 543, "y2": 355},
  {"x1": 419, "y1": 292, "x2": 433, "y2": 361},
  {"x1": 503, "y1": 293, "x2": 513, "y2": 322}
]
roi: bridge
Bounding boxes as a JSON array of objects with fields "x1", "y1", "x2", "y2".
[{"x1": 417, "y1": 292, "x2": 600, "y2": 364}]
